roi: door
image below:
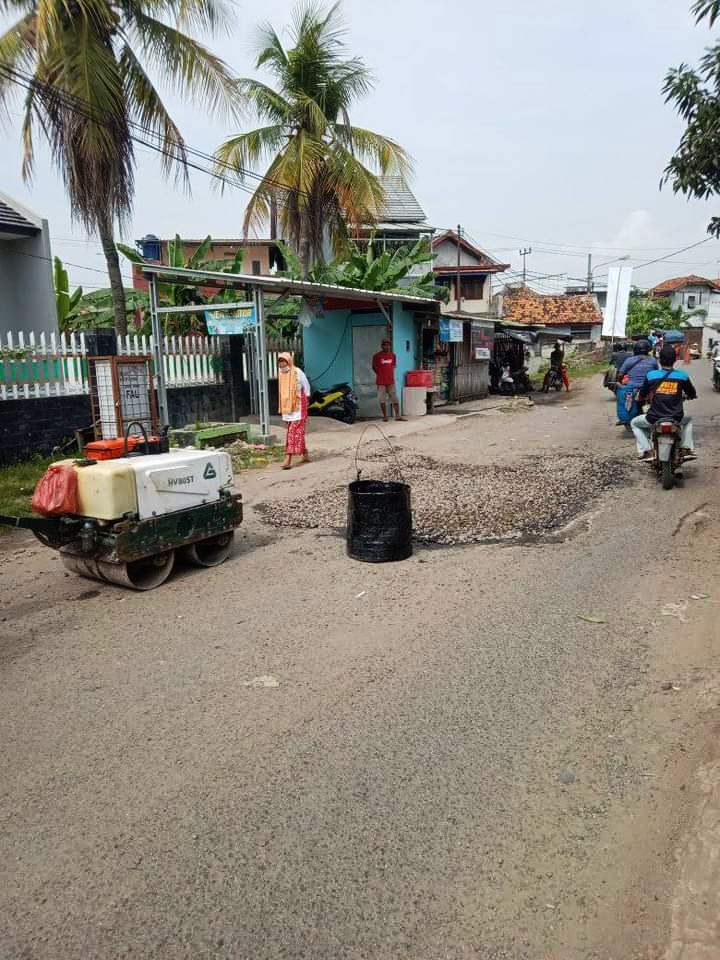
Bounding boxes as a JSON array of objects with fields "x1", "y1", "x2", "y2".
[{"x1": 352, "y1": 324, "x2": 387, "y2": 418}]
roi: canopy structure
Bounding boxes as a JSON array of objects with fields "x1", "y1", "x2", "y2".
[{"x1": 140, "y1": 264, "x2": 439, "y2": 439}]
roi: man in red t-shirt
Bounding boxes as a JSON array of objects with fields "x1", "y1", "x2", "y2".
[{"x1": 372, "y1": 338, "x2": 405, "y2": 422}]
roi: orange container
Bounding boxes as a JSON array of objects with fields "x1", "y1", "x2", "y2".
[{"x1": 85, "y1": 438, "x2": 141, "y2": 460}]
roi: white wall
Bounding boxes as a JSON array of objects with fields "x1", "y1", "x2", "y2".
[{"x1": 433, "y1": 238, "x2": 482, "y2": 268}]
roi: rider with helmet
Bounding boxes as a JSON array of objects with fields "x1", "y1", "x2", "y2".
[{"x1": 618, "y1": 339, "x2": 658, "y2": 388}]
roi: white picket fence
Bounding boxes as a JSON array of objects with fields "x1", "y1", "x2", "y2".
[
  {"x1": 0, "y1": 330, "x2": 224, "y2": 400},
  {"x1": 117, "y1": 334, "x2": 223, "y2": 387},
  {"x1": 0, "y1": 331, "x2": 88, "y2": 399}
]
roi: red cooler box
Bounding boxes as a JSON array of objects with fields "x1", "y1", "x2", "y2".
[{"x1": 405, "y1": 370, "x2": 433, "y2": 388}]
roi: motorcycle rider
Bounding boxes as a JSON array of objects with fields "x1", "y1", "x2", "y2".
[
  {"x1": 543, "y1": 341, "x2": 570, "y2": 392},
  {"x1": 618, "y1": 339, "x2": 658, "y2": 387},
  {"x1": 631, "y1": 344, "x2": 697, "y2": 461},
  {"x1": 614, "y1": 340, "x2": 658, "y2": 425}
]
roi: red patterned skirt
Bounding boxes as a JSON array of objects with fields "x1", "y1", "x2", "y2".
[{"x1": 285, "y1": 392, "x2": 308, "y2": 455}]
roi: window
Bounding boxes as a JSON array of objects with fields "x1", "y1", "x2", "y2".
[
  {"x1": 252, "y1": 260, "x2": 262, "y2": 276},
  {"x1": 687, "y1": 294, "x2": 696, "y2": 308},
  {"x1": 460, "y1": 276, "x2": 485, "y2": 300}
]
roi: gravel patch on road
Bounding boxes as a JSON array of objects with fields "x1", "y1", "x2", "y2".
[{"x1": 256, "y1": 450, "x2": 629, "y2": 545}]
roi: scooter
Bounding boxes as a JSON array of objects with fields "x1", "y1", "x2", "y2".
[
  {"x1": 510, "y1": 365, "x2": 533, "y2": 394},
  {"x1": 542, "y1": 367, "x2": 563, "y2": 392},
  {"x1": 308, "y1": 383, "x2": 358, "y2": 424}
]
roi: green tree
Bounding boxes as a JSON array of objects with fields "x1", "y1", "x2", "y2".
[
  {"x1": 215, "y1": 1, "x2": 410, "y2": 275},
  {"x1": 0, "y1": 0, "x2": 238, "y2": 335},
  {"x1": 53, "y1": 256, "x2": 82, "y2": 332},
  {"x1": 663, "y1": 0, "x2": 720, "y2": 235},
  {"x1": 63, "y1": 287, "x2": 150, "y2": 332},
  {"x1": 118, "y1": 235, "x2": 248, "y2": 333},
  {"x1": 626, "y1": 292, "x2": 703, "y2": 336}
]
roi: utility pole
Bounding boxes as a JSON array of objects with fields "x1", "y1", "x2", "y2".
[
  {"x1": 456, "y1": 224, "x2": 462, "y2": 312},
  {"x1": 586, "y1": 253, "x2": 592, "y2": 293},
  {"x1": 519, "y1": 247, "x2": 532, "y2": 285}
]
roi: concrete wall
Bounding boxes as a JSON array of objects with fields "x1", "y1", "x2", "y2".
[
  {"x1": 0, "y1": 382, "x2": 239, "y2": 465},
  {"x1": 302, "y1": 304, "x2": 419, "y2": 410},
  {"x1": 391, "y1": 302, "x2": 418, "y2": 399},
  {"x1": 433, "y1": 239, "x2": 481, "y2": 268},
  {"x1": 302, "y1": 308, "x2": 354, "y2": 388},
  {"x1": 0, "y1": 221, "x2": 56, "y2": 336}
]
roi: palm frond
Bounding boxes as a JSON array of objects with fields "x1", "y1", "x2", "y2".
[
  {"x1": 137, "y1": 0, "x2": 235, "y2": 36},
  {"x1": 120, "y1": 42, "x2": 188, "y2": 186},
  {"x1": 333, "y1": 123, "x2": 412, "y2": 178},
  {"x1": 235, "y1": 77, "x2": 291, "y2": 123},
  {"x1": 128, "y1": 12, "x2": 238, "y2": 118},
  {"x1": 215, "y1": 124, "x2": 289, "y2": 181}
]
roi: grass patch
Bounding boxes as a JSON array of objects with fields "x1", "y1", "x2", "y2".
[
  {"x1": 0, "y1": 455, "x2": 55, "y2": 532},
  {"x1": 229, "y1": 444, "x2": 286, "y2": 472},
  {"x1": 565, "y1": 358, "x2": 609, "y2": 380}
]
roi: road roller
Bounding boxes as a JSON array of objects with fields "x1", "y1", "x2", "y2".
[{"x1": 0, "y1": 449, "x2": 242, "y2": 590}]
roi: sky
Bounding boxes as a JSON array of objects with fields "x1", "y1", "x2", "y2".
[{"x1": 2, "y1": 0, "x2": 720, "y2": 295}]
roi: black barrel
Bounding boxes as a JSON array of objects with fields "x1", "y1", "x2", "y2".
[{"x1": 347, "y1": 479, "x2": 412, "y2": 562}]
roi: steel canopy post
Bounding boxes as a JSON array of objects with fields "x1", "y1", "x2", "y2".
[
  {"x1": 253, "y1": 287, "x2": 271, "y2": 441},
  {"x1": 149, "y1": 275, "x2": 169, "y2": 429}
]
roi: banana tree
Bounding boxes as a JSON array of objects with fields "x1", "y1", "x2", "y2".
[
  {"x1": 118, "y1": 235, "x2": 247, "y2": 333},
  {"x1": 53, "y1": 256, "x2": 83, "y2": 332}
]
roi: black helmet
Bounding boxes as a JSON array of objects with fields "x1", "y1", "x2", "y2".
[{"x1": 636, "y1": 339, "x2": 651, "y2": 355}]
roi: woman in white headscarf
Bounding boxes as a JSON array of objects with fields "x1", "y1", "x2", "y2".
[{"x1": 277, "y1": 352, "x2": 311, "y2": 469}]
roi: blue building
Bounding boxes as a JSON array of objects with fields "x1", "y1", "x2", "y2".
[{"x1": 303, "y1": 291, "x2": 439, "y2": 417}]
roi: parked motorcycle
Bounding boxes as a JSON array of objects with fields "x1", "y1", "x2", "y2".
[
  {"x1": 308, "y1": 382, "x2": 358, "y2": 424},
  {"x1": 510, "y1": 366, "x2": 533, "y2": 394},
  {"x1": 651, "y1": 420, "x2": 686, "y2": 490}
]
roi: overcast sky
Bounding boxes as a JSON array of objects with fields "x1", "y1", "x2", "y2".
[{"x1": 2, "y1": 0, "x2": 720, "y2": 294}]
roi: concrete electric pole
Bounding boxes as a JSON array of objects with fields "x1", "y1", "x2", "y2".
[{"x1": 519, "y1": 247, "x2": 532, "y2": 285}]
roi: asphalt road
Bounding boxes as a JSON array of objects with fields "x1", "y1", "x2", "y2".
[{"x1": 2, "y1": 368, "x2": 720, "y2": 959}]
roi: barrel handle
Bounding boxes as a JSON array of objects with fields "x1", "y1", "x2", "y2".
[{"x1": 353, "y1": 423, "x2": 406, "y2": 484}]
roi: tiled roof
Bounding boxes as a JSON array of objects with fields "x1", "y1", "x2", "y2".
[
  {"x1": 648, "y1": 275, "x2": 720, "y2": 295},
  {"x1": 502, "y1": 286, "x2": 602, "y2": 326},
  {"x1": 0, "y1": 195, "x2": 40, "y2": 235},
  {"x1": 377, "y1": 176, "x2": 426, "y2": 223}
]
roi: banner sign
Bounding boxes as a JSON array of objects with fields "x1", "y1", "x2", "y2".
[
  {"x1": 602, "y1": 266, "x2": 633, "y2": 339},
  {"x1": 439, "y1": 317, "x2": 464, "y2": 343},
  {"x1": 205, "y1": 305, "x2": 256, "y2": 335}
]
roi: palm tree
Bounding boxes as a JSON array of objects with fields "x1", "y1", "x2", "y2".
[
  {"x1": 0, "y1": 0, "x2": 237, "y2": 333},
  {"x1": 215, "y1": 1, "x2": 411, "y2": 276}
]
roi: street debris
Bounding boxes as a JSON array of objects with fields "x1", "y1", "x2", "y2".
[
  {"x1": 243, "y1": 675, "x2": 280, "y2": 688},
  {"x1": 690, "y1": 593, "x2": 709, "y2": 601},
  {"x1": 660, "y1": 601, "x2": 689, "y2": 622},
  {"x1": 256, "y1": 449, "x2": 628, "y2": 545},
  {"x1": 355, "y1": 591, "x2": 366, "y2": 599},
  {"x1": 577, "y1": 614, "x2": 606, "y2": 624},
  {"x1": 661, "y1": 681, "x2": 682, "y2": 692}
]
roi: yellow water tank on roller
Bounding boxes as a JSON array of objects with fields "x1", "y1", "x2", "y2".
[{"x1": 55, "y1": 459, "x2": 139, "y2": 520}]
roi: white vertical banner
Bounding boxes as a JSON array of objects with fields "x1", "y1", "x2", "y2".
[{"x1": 602, "y1": 266, "x2": 633, "y2": 338}]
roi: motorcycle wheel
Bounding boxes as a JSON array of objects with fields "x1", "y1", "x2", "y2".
[
  {"x1": 624, "y1": 423, "x2": 633, "y2": 434},
  {"x1": 554, "y1": 380, "x2": 562, "y2": 391},
  {"x1": 661, "y1": 459, "x2": 675, "y2": 490},
  {"x1": 714, "y1": 377, "x2": 720, "y2": 392}
]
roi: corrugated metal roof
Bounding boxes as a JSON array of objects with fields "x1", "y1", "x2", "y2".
[
  {"x1": 140, "y1": 264, "x2": 440, "y2": 308},
  {"x1": 377, "y1": 177, "x2": 427, "y2": 223}
]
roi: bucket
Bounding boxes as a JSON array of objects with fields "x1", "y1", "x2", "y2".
[{"x1": 347, "y1": 479, "x2": 412, "y2": 563}]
